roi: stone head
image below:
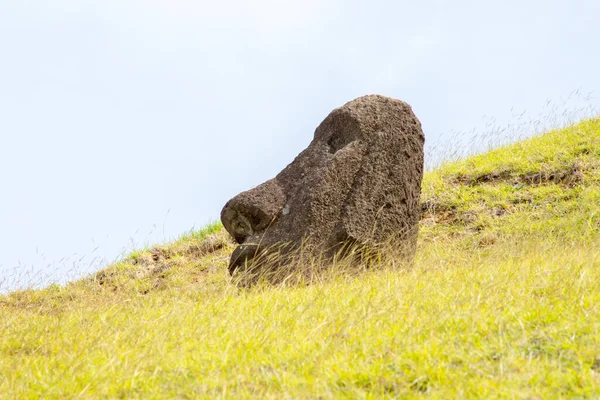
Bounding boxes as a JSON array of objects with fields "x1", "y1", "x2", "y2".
[{"x1": 221, "y1": 95, "x2": 425, "y2": 275}]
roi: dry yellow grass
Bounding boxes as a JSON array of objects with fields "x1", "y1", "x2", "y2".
[{"x1": 1, "y1": 118, "x2": 599, "y2": 398}]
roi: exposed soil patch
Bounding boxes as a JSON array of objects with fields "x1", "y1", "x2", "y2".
[
  {"x1": 93, "y1": 232, "x2": 234, "y2": 289},
  {"x1": 420, "y1": 200, "x2": 478, "y2": 227},
  {"x1": 592, "y1": 358, "x2": 600, "y2": 372},
  {"x1": 452, "y1": 161, "x2": 585, "y2": 187},
  {"x1": 135, "y1": 234, "x2": 228, "y2": 268}
]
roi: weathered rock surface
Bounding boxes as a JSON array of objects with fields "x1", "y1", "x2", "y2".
[{"x1": 221, "y1": 95, "x2": 425, "y2": 275}]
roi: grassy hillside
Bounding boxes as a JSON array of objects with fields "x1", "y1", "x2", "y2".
[{"x1": 1, "y1": 119, "x2": 600, "y2": 398}]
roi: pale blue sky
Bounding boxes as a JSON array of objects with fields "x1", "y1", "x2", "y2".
[{"x1": 1, "y1": 0, "x2": 599, "y2": 290}]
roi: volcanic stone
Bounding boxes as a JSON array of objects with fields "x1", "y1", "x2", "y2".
[{"x1": 221, "y1": 95, "x2": 425, "y2": 275}]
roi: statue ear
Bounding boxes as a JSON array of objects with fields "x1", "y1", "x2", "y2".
[{"x1": 340, "y1": 132, "x2": 424, "y2": 245}]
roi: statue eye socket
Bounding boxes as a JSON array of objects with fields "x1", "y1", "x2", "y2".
[
  {"x1": 324, "y1": 113, "x2": 361, "y2": 154},
  {"x1": 327, "y1": 133, "x2": 357, "y2": 154}
]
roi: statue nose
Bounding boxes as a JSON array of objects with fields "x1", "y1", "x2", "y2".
[{"x1": 220, "y1": 179, "x2": 286, "y2": 244}]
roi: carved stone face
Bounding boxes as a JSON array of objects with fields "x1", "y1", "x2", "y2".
[{"x1": 221, "y1": 95, "x2": 425, "y2": 275}]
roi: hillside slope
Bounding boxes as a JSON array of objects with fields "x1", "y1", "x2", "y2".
[{"x1": 1, "y1": 119, "x2": 600, "y2": 398}]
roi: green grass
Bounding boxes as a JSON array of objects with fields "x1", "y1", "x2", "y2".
[{"x1": 1, "y1": 119, "x2": 600, "y2": 398}]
